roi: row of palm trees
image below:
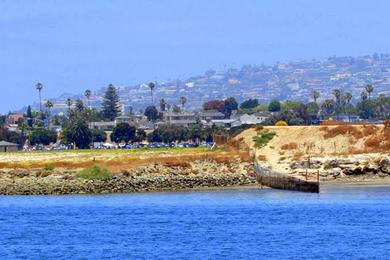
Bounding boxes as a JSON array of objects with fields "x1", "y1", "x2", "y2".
[
  {"x1": 147, "y1": 82, "x2": 187, "y2": 111},
  {"x1": 35, "y1": 81, "x2": 188, "y2": 126},
  {"x1": 35, "y1": 82, "x2": 95, "y2": 129},
  {"x1": 311, "y1": 84, "x2": 375, "y2": 104},
  {"x1": 309, "y1": 84, "x2": 386, "y2": 120}
]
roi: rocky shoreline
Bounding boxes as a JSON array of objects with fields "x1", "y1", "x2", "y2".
[
  {"x1": 1, "y1": 155, "x2": 390, "y2": 195},
  {"x1": 0, "y1": 159, "x2": 257, "y2": 195},
  {"x1": 287, "y1": 155, "x2": 390, "y2": 181}
]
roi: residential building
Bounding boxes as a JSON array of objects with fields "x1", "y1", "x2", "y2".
[
  {"x1": 162, "y1": 112, "x2": 197, "y2": 127},
  {"x1": 196, "y1": 111, "x2": 225, "y2": 122},
  {"x1": 89, "y1": 121, "x2": 116, "y2": 131},
  {"x1": 6, "y1": 113, "x2": 24, "y2": 125},
  {"x1": 0, "y1": 141, "x2": 18, "y2": 152}
]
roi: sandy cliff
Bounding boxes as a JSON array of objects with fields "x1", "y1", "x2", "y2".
[{"x1": 237, "y1": 125, "x2": 390, "y2": 181}]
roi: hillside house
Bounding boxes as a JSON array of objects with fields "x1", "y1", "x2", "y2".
[
  {"x1": 162, "y1": 112, "x2": 197, "y2": 127},
  {"x1": 6, "y1": 113, "x2": 24, "y2": 125}
]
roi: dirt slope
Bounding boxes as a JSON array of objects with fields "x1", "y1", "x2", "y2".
[{"x1": 237, "y1": 125, "x2": 390, "y2": 174}]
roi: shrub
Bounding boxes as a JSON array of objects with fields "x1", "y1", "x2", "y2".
[
  {"x1": 292, "y1": 151, "x2": 304, "y2": 160},
  {"x1": 44, "y1": 163, "x2": 55, "y2": 171},
  {"x1": 323, "y1": 125, "x2": 363, "y2": 139},
  {"x1": 76, "y1": 165, "x2": 112, "y2": 180},
  {"x1": 364, "y1": 136, "x2": 381, "y2": 148},
  {"x1": 320, "y1": 120, "x2": 346, "y2": 126},
  {"x1": 362, "y1": 125, "x2": 377, "y2": 137},
  {"x1": 255, "y1": 125, "x2": 264, "y2": 132},
  {"x1": 275, "y1": 120, "x2": 288, "y2": 126},
  {"x1": 281, "y1": 142, "x2": 298, "y2": 150},
  {"x1": 30, "y1": 128, "x2": 57, "y2": 145},
  {"x1": 252, "y1": 130, "x2": 276, "y2": 148}
]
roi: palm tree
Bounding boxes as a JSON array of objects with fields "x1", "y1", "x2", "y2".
[
  {"x1": 378, "y1": 93, "x2": 387, "y2": 118},
  {"x1": 344, "y1": 92, "x2": 352, "y2": 122},
  {"x1": 332, "y1": 89, "x2": 342, "y2": 118},
  {"x1": 35, "y1": 82, "x2": 43, "y2": 112},
  {"x1": 361, "y1": 91, "x2": 368, "y2": 101},
  {"x1": 321, "y1": 99, "x2": 335, "y2": 118},
  {"x1": 365, "y1": 84, "x2": 374, "y2": 99},
  {"x1": 84, "y1": 90, "x2": 92, "y2": 108},
  {"x1": 45, "y1": 100, "x2": 53, "y2": 129},
  {"x1": 66, "y1": 98, "x2": 73, "y2": 113},
  {"x1": 179, "y1": 96, "x2": 187, "y2": 110},
  {"x1": 159, "y1": 99, "x2": 167, "y2": 112},
  {"x1": 312, "y1": 90, "x2": 320, "y2": 103},
  {"x1": 345, "y1": 92, "x2": 352, "y2": 104},
  {"x1": 148, "y1": 82, "x2": 155, "y2": 105},
  {"x1": 332, "y1": 89, "x2": 341, "y2": 103}
]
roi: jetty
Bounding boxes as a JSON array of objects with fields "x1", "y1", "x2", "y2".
[{"x1": 254, "y1": 160, "x2": 319, "y2": 193}]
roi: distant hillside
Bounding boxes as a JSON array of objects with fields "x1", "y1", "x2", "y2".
[{"x1": 35, "y1": 54, "x2": 390, "y2": 113}]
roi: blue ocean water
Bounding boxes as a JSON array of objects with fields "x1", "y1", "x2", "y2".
[{"x1": 1, "y1": 185, "x2": 390, "y2": 259}]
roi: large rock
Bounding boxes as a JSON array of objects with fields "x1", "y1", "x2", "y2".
[
  {"x1": 324, "y1": 158, "x2": 360, "y2": 170},
  {"x1": 379, "y1": 158, "x2": 390, "y2": 173},
  {"x1": 290, "y1": 160, "x2": 322, "y2": 170}
]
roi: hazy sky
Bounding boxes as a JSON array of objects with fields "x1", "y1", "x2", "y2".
[{"x1": 1, "y1": 0, "x2": 390, "y2": 112}]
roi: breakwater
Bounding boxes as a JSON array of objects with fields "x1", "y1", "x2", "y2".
[
  {"x1": 0, "y1": 160, "x2": 257, "y2": 195},
  {"x1": 254, "y1": 161, "x2": 319, "y2": 193}
]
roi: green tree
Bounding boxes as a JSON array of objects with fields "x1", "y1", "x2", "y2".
[
  {"x1": 321, "y1": 99, "x2": 335, "y2": 117},
  {"x1": 84, "y1": 89, "x2": 92, "y2": 108},
  {"x1": 224, "y1": 97, "x2": 238, "y2": 118},
  {"x1": 0, "y1": 127, "x2": 22, "y2": 145},
  {"x1": 75, "y1": 99, "x2": 85, "y2": 112},
  {"x1": 35, "y1": 82, "x2": 43, "y2": 112},
  {"x1": 159, "y1": 99, "x2": 167, "y2": 111},
  {"x1": 111, "y1": 123, "x2": 136, "y2": 143},
  {"x1": 26, "y1": 105, "x2": 34, "y2": 127},
  {"x1": 45, "y1": 100, "x2": 53, "y2": 129},
  {"x1": 91, "y1": 129, "x2": 107, "y2": 143},
  {"x1": 365, "y1": 84, "x2": 374, "y2": 99},
  {"x1": 332, "y1": 89, "x2": 343, "y2": 115},
  {"x1": 148, "y1": 125, "x2": 189, "y2": 143},
  {"x1": 66, "y1": 98, "x2": 73, "y2": 113},
  {"x1": 144, "y1": 106, "x2": 158, "y2": 121},
  {"x1": 361, "y1": 91, "x2": 368, "y2": 101},
  {"x1": 356, "y1": 99, "x2": 377, "y2": 120},
  {"x1": 306, "y1": 102, "x2": 320, "y2": 115},
  {"x1": 179, "y1": 96, "x2": 187, "y2": 110},
  {"x1": 148, "y1": 82, "x2": 156, "y2": 105},
  {"x1": 63, "y1": 118, "x2": 92, "y2": 149},
  {"x1": 0, "y1": 115, "x2": 6, "y2": 127},
  {"x1": 240, "y1": 99, "x2": 259, "y2": 109},
  {"x1": 345, "y1": 92, "x2": 352, "y2": 104},
  {"x1": 378, "y1": 94, "x2": 388, "y2": 119},
  {"x1": 134, "y1": 129, "x2": 146, "y2": 142},
  {"x1": 172, "y1": 105, "x2": 182, "y2": 113},
  {"x1": 268, "y1": 99, "x2": 281, "y2": 112},
  {"x1": 102, "y1": 84, "x2": 121, "y2": 121},
  {"x1": 30, "y1": 128, "x2": 57, "y2": 145},
  {"x1": 312, "y1": 90, "x2": 320, "y2": 103},
  {"x1": 344, "y1": 92, "x2": 353, "y2": 121},
  {"x1": 203, "y1": 100, "x2": 225, "y2": 112}
]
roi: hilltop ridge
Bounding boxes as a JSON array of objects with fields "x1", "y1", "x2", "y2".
[{"x1": 31, "y1": 54, "x2": 390, "y2": 113}]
